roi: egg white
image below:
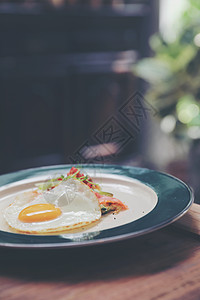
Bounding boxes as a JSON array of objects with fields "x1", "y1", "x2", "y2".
[{"x1": 3, "y1": 178, "x2": 101, "y2": 234}]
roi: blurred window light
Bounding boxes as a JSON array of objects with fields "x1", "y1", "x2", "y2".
[
  {"x1": 187, "y1": 126, "x2": 200, "y2": 139},
  {"x1": 159, "y1": 0, "x2": 188, "y2": 42},
  {"x1": 50, "y1": 0, "x2": 65, "y2": 6},
  {"x1": 160, "y1": 115, "x2": 176, "y2": 133},
  {"x1": 194, "y1": 33, "x2": 200, "y2": 47},
  {"x1": 81, "y1": 143, "x2": 118, "y2": 159}
]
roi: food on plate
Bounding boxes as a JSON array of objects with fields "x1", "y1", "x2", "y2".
[
  {"x1": 3, "y1": 167, "x2": 127, "y2": 234},
  {"x1": 66, "y1": 167, "x2": 128, "y2": 215},
  {"x1": 4, "y1": 178, "x2": 101, "y2": 234}
]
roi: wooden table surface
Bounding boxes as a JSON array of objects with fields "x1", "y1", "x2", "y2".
[{"x1": 0, "y1": 226, "x2": 199, "y2": 300}]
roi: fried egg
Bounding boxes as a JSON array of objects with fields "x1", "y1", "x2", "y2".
[{"x1": 3, "y1": 178, "x2": 101, "y2": 234}]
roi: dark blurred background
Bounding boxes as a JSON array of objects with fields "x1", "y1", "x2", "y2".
[
  {"x1": 0, "y1": 0, "x2": 159, "y2": 173},
  {"x1": 1, "y1": 0, "x2": 200, "y2": 202}
]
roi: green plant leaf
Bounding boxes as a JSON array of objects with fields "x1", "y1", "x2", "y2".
[{"x1": 133, "y1": 58, "x2": 172, "y2": 84}]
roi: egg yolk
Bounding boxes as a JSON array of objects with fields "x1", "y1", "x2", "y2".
[{"x1": 18, "y1": 204, "x2": 62, "y2": 223}]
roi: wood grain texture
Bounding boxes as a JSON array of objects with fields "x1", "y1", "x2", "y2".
[
  {"x1": 175, "y1": 203, "x2": 200, "y2": 235},
  {"x1": 0, "y1": 227, "x2": 199, "y2": 300}
]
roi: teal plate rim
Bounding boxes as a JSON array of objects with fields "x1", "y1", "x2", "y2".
[{"x1": 0, "y1": 164, "x2": 194, "y2": 249}]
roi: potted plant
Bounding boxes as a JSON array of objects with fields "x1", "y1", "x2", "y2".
[{"x1": 133, "y1": 0, "x2": 200, "y2": 202}]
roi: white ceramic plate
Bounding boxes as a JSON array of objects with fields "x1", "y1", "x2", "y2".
[{"x1": 0, "y1": 164, "x2": 193, "y2": 248}]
